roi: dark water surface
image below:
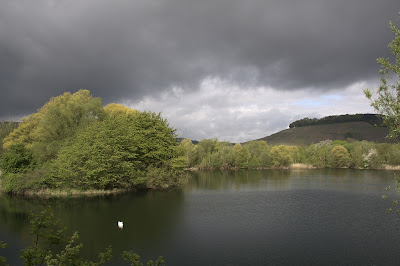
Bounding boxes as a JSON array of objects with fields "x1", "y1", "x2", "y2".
[{"x1": 1, "y1": 169, "x2": 400, "y2": 265}]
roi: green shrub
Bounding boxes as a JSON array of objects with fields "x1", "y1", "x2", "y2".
[
  {"x1": 145, "y1": 165, "x2": 188, "y2": 190},
  {"x1": 1, "y1": 167, "x2": 48, "y2": 193},
  {"x1": 0, "y1": 144, "x2": 35, "y2": 174}
]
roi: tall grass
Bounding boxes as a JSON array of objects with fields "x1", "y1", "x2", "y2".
[{"x1": 290, "y1": 163, "x2": 316, "y2": 169}]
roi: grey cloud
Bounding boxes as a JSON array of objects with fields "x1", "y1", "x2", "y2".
[
  {"x1": 0, "y1": 0, "x2": 399, "y2": 118},
  {"x1": 174, "y1": 106, "x2": 294, "y2": 143}
]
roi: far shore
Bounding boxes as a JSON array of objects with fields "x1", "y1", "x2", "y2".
[{"x1": 185, "y1": 163, "x2": 400, "y2": 171}]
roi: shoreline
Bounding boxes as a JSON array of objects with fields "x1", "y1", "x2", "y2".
[
  {"x1": 0, "y1": 187, "x2": 134, "y2": 198},
  {"x1": 1, "y1": 165, "x2": 400, "y2": 197},
  {"x1": 185, "y1": 163, "x2": 400, "y2": 171}
]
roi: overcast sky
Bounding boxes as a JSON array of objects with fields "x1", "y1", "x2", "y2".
[{"x1": 1, "y1": 0, "x2": 399, "y2": 142}]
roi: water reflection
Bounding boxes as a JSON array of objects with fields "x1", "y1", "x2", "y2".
[
  {"x1": 186, "y1": 169, "x2": 397, "y2": 194},
  {"x1": 0, "y1": 190, "x2": 185, "y2": 263},
  {"x1": 1, "y1": 169, "x2": 400, "y2": 265},
  {"x1": 186, "y1": 170, "x2": 291, "y2": 192}
]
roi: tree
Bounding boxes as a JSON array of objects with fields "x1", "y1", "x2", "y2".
[
  {"x1": 269, "y1": 145, "x2": 293, "y2": 168},
  {"x1": 344, "y1": 142, "x2": 364, "y2": 169},
  {"x1": 363, "y1": 147, "x2": 381, "y2": 169},
  {"x1": 197, "y1": 139, "x2": 219, "y2": 168},
  {"x1": 330, "y1": 146, "x2": 351, "y2": 168},
  {"x1": 218, "y1": 144, "x2": 235, "y2": 169},
  {"x1": 364, "y1": 12, "x2": 400, "y2": 140},
  {"x1": 233, "y1": 143, "x2": 249, "y2": 168},
  {"x1": 0, "y1": 122, "x2": 19, "y2": 155},
  {"x1": 211, "y1": 141, "x2": 234, "y2": 169},
  {"x1": 364, "y1": 13, "x2": 400, "y2": 216},
  {"x1": 49, "y1": 109, "x2": 178, "y2": 190},
  {"x1": 104, "y1": 103, "x2": 139, "y2": 117},
  {"x1": 305, "y1": 140, "x2": 332, "y2": 168},
  {"x1": 245, "y1": 141, "x2": 269, "y2": 168},
  {"x1": 49, "y1": 116, "x2": 140, "y2": 189},
  {"x1": 2, "y1": 90, "x2": 104, "y2": 163},
  {"x1": 178, "y1": 139, "x2": 196, "y2": 167},
  {"x1": 0, "y1": 143, "x2": 34, "y2": 174}
]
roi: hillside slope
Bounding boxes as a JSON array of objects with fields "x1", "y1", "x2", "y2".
[{"x1": 257, "y1": 121, "x2": 391, "y2": 146}]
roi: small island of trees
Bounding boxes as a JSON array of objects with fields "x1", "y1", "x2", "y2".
[{"x1": 0, "y1": 90, "x2": 186, "y2": 195}]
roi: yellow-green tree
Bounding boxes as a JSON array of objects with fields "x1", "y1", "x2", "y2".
[
  {"x1": 269, "y1": 145, "x2": 293, "y2": 168},
  {"x1": 233, "y1": 143, "x2": 249, "y2": 168},
  {"x1": 197, "y1": 139, "x2": 219, "y2": 168},
  {"x1": 3, "y1": 90, "x2": 104, "y2": 162},
  {"x1": 245, "y1": 141, "x2": 269, "y2": 168},
  {"x1": 218, "y1": 144, "x2": 235, "y2": 169},
  {"x1": 306, "y1": 140, "x2": 332, "y2": 168},
  {"x1": 330, "y1": 146, "x2": 351, "y2": 168},
  {"x1": 179, "y1": 138, "x2": 196, "y2": 167},
  {"x1": 0, "y1": 122, "x2": 19, "y2": 154},
  {"x1": 104, "y1": 103, "x2": 139, "y2": 117}
]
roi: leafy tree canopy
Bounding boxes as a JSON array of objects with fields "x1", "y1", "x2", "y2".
[
  {"x1": 330, "y1": 146, "x2": 351, "y2": 168},
  {"x1": 0, "y1": 143, "x2": 34, "y2": 174},
  {"x1": 0, "y1": 122, "x2": 19, "y2": 154},
  {"x1": 269, "y1": 145, "x2": 296, "y2": 168},
  {"x1": 104, "y1": 103, "x2": 139, "y2": 118},
  {"x1": 3, "y1": 90, "x2": 104, "y2": 162},
  {"x1": 49, "y1": 110, "x2": 178, "y2": 190},
  {"x1": 364, "y1": 12, "x2": 400, "y2": 140}
]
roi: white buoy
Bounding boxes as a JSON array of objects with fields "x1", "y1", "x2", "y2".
[{"x1": 118, "y1": 221, "x2": 123, "y2": 229}]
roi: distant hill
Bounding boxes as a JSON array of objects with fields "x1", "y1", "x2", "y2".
[
  {"x1": 289, "y1": 113, "x2": 383, "y2": 128},
  {"x1": 257, "y1": 120, "x2": 391, "y2": 146}
]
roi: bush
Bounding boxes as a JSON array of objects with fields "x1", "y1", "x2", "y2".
[
  {"x1": 145, "y1": 165, "x2": 188, "y2": 190},
  {"x1": 0, "y1": 144, "x2": 35, "y2": 174},
  {"x1": 0, "y1": 167, "x2": 48, "y2": 194}
]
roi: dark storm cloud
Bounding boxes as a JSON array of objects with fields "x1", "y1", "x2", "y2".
[{"x1": 0, "y1": 0, "x2": 399, "y2": 118}]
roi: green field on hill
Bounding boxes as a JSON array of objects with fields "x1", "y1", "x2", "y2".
[{"x1": 258, "y1": 121, "x2": 390, "y2": 146}]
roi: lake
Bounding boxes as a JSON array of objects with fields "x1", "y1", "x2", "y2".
[{"x1": 1, "y1": 169, "x2": 400, "y2": 265}]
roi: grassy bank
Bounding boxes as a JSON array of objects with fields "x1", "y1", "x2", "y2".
[{"x1": 0, "y1": 182, "x2": 132, "y2": 197}]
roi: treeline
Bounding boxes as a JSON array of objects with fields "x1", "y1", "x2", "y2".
[
  {"x1": 0, "y1": 90, "x2": 186, "y2": 194},
  {"x1": 289, "y1": 114, "x2": 383, "y2": 128},
  {"x1": 175, "y1": 138, "x2": 400, "y2": 169}
]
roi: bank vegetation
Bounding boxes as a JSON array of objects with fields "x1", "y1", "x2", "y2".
[{"x1": 175, "y1": 138, "x2": 400, "y2": 170}]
